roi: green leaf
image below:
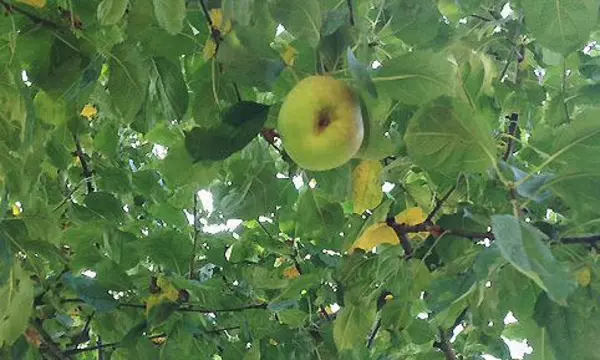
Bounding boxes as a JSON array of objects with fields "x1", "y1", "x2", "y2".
[
  {"x1": 0, "y1": 236, "x2": 11, "y2": 286},
  {"x1": 153, "y1": 57, "x2": 189, "y2": 121},
  {"x1": 404, "y1": 97, "x2": 495, "y2": 175},
  {"x1": 373, "y1": 50, "x2": 455, "y2": 105},
  {"x1": 522, "y1": 0, "x2": 600, "y2": 55},
  {"x1": 97, "y1": 0, "x2": 128, "y2": 25},
  {"x1": 296, "y1": 189, "x2": 345, "y2": 249},
  {"x1": 333, "y1": 302, "x2": 376, "y2": 351},
  {"x1": 347, "y1": 48, "x2": 377, "y2": 98},
  {"x1": 270, "y1": 0, "x2": 322, "y2": 47},
  {"x1": 144, "y1": 230, "x2": 193, "y2": 275},
  {"x1": 185, "y1": 102, "x2": 270, "y2": 161},
  {"x1": 33, "y1": 90, "x2": 69, "y2": 126},
  {"x1": 84, "y1": 192, "x2": 125, "y2": 222},
  {"x1": 63, "y1": 272, "x2": 119, "y2": 312},
  {"x1": 491, "y1": 215, "x2": 577, "y2": 304},
  {"x1": 153, "y1": 0, "x2": 186, "y2": 35},
  {"x1": 533, "y1": 289, "x2": 600, "y2": 360},
  {"x1": 385, "y1": 0, "x2": 441, "y2": 46},
  {"x1": 223, "y1": 0, "x2": 254, "y2": 26},
  {"x1": 108, "y1": 43, "x2": 150, "y2": 122},
  {"x1": 0, "y1": 263, "x2": 33, "y2": 347}
]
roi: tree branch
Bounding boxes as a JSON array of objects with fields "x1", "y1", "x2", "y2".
[
  {"x1": 367, "y1": 318, "x2": 382, "y2": 349},
  {"x1": 435, "y1": 327, "x2": 457, "y2": 360},
  {"x1": 502, "y1": 113, "x2": 519, "y2": 161},
  {"x1": 0, "y1": 0, "x2": 59, "y2": 28},
  {"x1": 346, "y1": 0, "x2": 355, "y2": 26},
  {"x1": 32, "y1": 319, "x2": 72, "y2": 360},
  {"x1": 73, "y1": 135, "x2": 94, "y2": 193},
  {"x1": 426, "y1": 185, "x2": 456, "y2": 223},
  {"x1": 386, "y1": 217, "x2": 413, "y2": 258},
  {"x1": 119, "y1": 302, "x2": 268, "y2": 313},
  {"x1": 64, "y1": 328, "x2": 239, "y2": 356}
]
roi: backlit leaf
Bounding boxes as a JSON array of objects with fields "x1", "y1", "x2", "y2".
[{"x1": 352, "y1": 160, "x2": 383, "y2": 214}]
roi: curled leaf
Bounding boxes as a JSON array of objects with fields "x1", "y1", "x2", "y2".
[{"x1": 352, "y1": 160, "x2": 383, "y2": 214}]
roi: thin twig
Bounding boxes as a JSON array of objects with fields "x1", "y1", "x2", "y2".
[
  {"x1": 64, "y1": 328, "x2": 239, "y2": 355},
  {"x1": 469, "y1": 14, "x2": 492, "y2": 21},
  {"x1": 426, "y1": 185, "x2": 456, "y2": 223},
  {"x1": 346, "y1": 0, "x2": 355, "y2": 26},
  {"x1": 367, "y1": 318, "x2": 382, "y2": 349},
  {"x1": 502, "y1": 113, "x2": 519, "y2": 161},
  {"x1": 0, "y1": 0, "x2": 59, "y2": 28},
  {"x1": 120, "y1": 302, "x2": 268, "y2": 313},
  {"x1": 189, "y1": 192, "x2": 200, "y2": 279},
  {"x1": 73, "y1": 135, "x2": 94, "y2": 193},
  {"x1": 435, "y1": 327, "x2": 457, "y2": 360}
]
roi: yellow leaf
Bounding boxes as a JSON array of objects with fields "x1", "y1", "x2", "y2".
[
  {"x1": 80, "y1": 104, "x2": 97, "y2": 120},
  {"x1": 395, "y1": 207, "x2": 428, "y2": 242},
  {"x1": 352, "y1": 160, "x2": 383, "y2": 214},
  {"x1": 203, "y1": 38, "x2": 217, "y2": 60},
  {"x1": 157, "y1": 275, "x2": 179, "y2": 302},
  {"x1": 350, "y1": 223, "x2": 399, "y2": 253},
  {"x1": 283, "y1": 266, "x2": 300, "y2": 279},
  {"x1": 281, "y1": 46, "x2": 298, "y2": 67},
  {"x1": 11, "y1": 203, "x2": 22, "y2": 216},
  {"x1": 17, "y1": 0, "x2": 46, "y2": 8},
  {"x1": 395, "y1": 207, "x2": 426, "y2": 226},
  {"x1": 384, "y1": 294, "x2": 394, "y2": 301},
  {"x1": 349, "y1": 207, "x2": 429, "y2": 253},
  {"x1": 209, "y1": 9, "x2": 231, "y2": 34},
  {"x1": 576, "y1": 266, "x2": 591, "y2": 287},
  {"x1": 145, "y1": 294, "x2": 162, "y2": 315}
]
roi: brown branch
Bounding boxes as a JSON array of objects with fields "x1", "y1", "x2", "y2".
[
  {"x1": 0, "y1": 0, "x2": 59, "y2": 28},
  {"x1": 386, "y1": 217, "x2": 413, "y2": 257},
  {"x1": 73, "y1": 135, "x2": 94, "y2": 193},
  {"x1": 435, "y1": 327, "x2": 457, "y2": 360},
  {"x1": 31, "y1": 319, "x2": 72, "y2": 360},
  {"x1": 426, "y1": 185, "x2": 456, "y2": 223},
  {"x1": 503, "y1": 113, "x2": 519, "y2": 161}
]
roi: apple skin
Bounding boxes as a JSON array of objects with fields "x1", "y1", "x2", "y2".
[{"x1": 277, "y1": 76, "x2": 364, "y2": 171}]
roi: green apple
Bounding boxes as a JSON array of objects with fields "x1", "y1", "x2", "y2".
[{"x1": 277, "y1": 76, "x2": 364, "y2": 171}]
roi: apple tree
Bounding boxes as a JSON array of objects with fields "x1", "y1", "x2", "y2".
[{"x1": 1, "y1": 0, "x2": 600, "y2": 359}]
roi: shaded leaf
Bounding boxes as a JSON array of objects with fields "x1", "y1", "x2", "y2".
[
  {"x1": 491, "y1": 215, "x2": 577, "y2": 304},
  {"x1": 153, "y1": 0, "x2": 186, "y2": 35}
]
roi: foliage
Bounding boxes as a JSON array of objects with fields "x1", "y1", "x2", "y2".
[{"x1": 0, "y1": 0, "x2": 600, "y2": 359}]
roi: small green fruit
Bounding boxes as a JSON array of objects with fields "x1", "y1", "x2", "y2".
[{"x1": 277, "y1": 76, "x2": 364, "y2": 171}]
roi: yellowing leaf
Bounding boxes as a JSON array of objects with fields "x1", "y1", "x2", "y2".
[
  {"x1": 17, "y1": 0, "x2": 46, "y2": 8},
  {"x1": 350, "y1": 223, "x2": 399, "y2": 253},
  {"x1": 281, "y1": 46, "x2": 298, "y2": 67},
  {"x1": 395, "y1": 207, "x2": 426, "y2": 226},
  {"x1": 157, "y1": 275, "x2": 179, "y2": 302},
  {"x1": 576, "y1": 266, "x2": 591, "y2": 287},
  {"x1": 145, "y1": 294, "x2": 162, "y2": 315},
  {"x1": 11, "y1": 203, "x2": 21, "y2": 216},
  {"x1": 209, "y1": 9, "x2": 232, "y2": 34},
  {"x1": 203, "y1": 38, "x2": 217, "y2": 60},
  {"x1": 283, "y1": 266, "x2": 300, "y2": 279},
  {"x1": 352, "y1": 160, "x2": 383, "y2": 214},
  {"x1": 395, "y1": 207, "x2": 428, "y2": 242},
  {"x1": 349, "y1": 207, "x2": 429, "y2": 253},
  {"x1": 80, "y1": 104, "x2": 97, "y2": 120}
]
